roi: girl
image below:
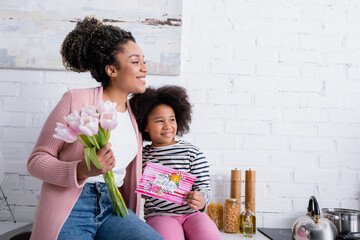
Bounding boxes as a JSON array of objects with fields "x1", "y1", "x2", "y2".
[
  {"x1": 27, "y1": 16, "x2": 163, "y2": 240},
  {"x1": 130, "y1": 86, "x2": 222, "y2": 240}
]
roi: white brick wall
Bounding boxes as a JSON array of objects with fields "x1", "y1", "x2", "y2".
[{"x1": 1, "y1": 0, "x2": 360, "y2": 229}]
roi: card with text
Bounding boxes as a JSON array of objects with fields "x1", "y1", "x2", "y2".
[{"x1": 135, "y1": 162, "x2": 196, "y2": 205}]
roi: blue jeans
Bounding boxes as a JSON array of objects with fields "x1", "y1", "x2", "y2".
[{"x1": 58, "y1": 182, "x2": 163, "y2": 240}]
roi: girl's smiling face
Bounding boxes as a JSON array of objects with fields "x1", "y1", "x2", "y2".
[{"x1": 145, "y1": 104, "x2": 178, "y2": 147}]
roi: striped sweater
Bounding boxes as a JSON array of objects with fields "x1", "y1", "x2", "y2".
[{"x1": 142, "y1": 140, "x2": 211, "y2": 219}]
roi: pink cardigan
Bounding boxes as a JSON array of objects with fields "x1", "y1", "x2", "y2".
[{"x1": 27, "y1": 86, "x2": 142, "y2": 240}]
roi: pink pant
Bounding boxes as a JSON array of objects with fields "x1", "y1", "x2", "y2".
[{"x1": 146, "y1": 212, "x2": 222, "y2": 240}]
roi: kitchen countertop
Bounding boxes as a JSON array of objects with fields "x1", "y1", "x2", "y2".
[
  {"x1": 0, "y1": 222, "x2": 32, "y2": 240},
  {"x1": 220, "y1": 230, "x2": 269, "y2": 239}
]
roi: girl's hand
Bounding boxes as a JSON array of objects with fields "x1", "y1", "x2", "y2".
[
  {"x1": 184, "y1": 191, "x2": 206, "y2": 211},
  {"x1": 77, "y1": 143, "x2": 116, "y2": 179}
]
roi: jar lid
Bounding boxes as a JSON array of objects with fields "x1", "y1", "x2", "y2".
[{"x1": 225, "y1": 198, "x2": 238, "y2": 202}]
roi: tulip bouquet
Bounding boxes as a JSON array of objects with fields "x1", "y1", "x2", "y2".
[{"x1": 53, "y1": 101, "x2": 128, "y2": 217}]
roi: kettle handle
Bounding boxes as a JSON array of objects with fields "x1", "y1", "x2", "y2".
[
  {"x1": 308, "y1": 196, "x2": 321, "y2": 223},
  {"x1": 307, "y1": 197, "x2": 313, "y2": 216}
]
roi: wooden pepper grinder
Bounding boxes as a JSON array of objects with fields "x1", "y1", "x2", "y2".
[
  {"x1": 230, "y1": 169, "x2": 241, "y2": 202},
  {"x1": 230, "y1": 168, "x2": 241, "y2": 215},
  {"x1": 245, "y1": 169, "x2": 256, "y2": 214}
]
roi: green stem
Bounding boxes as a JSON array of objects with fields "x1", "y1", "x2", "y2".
[
  {"x1": 103, "y1": 171, "x2": 128, "y2": 217},
  {"x1": 119, "y1": 189, "x2": 129, "y2": 216},
  {"x1": 108, "y1": 170, "x2": 129, "y2": 216}
]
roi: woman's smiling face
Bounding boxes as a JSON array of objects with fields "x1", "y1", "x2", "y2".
[
  {"x1": 145, "y1": 104, "x2": 178, "y2": 147},
  {"x1": 110, "y1": 41, "x2": 148, "y2": 96}
]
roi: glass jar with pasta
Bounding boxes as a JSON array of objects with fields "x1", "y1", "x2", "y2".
[
  {"x1": 223, "y1": 198, "x2": 240, "y2": 233},
  {"x1": 207, "y1": 202, "x2": 223, "y2": 230},
  {"x1": 206, "y1": 175, "x2": 225, "y2": 230}
]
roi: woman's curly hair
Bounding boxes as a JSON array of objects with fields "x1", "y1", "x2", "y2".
[
  {"x1": 60, "y1": 16, "x2": 135, "y2": 89},
  {"x1": 129, "y1": 85, "x2": 192, "y2": 141}
]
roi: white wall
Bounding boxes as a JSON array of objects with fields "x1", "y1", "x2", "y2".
[{"x1": 1, "y1": 0, "x2": 360, "y2": 228}]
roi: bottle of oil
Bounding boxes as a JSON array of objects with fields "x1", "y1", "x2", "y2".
[{"x1": 240, "y1": 203, "x2": 256, "y2": 237}]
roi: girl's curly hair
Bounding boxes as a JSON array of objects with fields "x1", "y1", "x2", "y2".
[
  {"x1": 60, "y1": 16, "x2": 135, "y2": 89},
  {"x1": 129, "y1": 85, "x2": 192, "y2": 141}
]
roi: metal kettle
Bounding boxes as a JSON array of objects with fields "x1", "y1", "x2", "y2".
[{"x1": 292, "y1": 196, "x2": 338, "y2": 240}]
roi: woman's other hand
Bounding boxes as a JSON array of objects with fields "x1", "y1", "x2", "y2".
[
  {"x1": 184, "y1": 191, "x2": 206, "y2": 211},
  {"x1": 77, "y1": 143, "x2": 116, "y2": 179}
]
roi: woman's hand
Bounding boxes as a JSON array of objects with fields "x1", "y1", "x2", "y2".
[
  {"x1": 77, "y1": 143, "x2": 116, "y2": 179},
  {"x1": 185, "y1": 191, "x2": 206, "y2": 211}
]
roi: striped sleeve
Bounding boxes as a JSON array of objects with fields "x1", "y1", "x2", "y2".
[{"x1": 189, "y1": 148, "x2": 212, "y2": 206}]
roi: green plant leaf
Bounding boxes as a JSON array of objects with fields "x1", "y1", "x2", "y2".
[
  {"x1": 105, "y1": 129, "x2": 110, "y2": 142},
  {"x1": 80, "y1": 134, "x2": 92, "y2": 148},
  {"x1": 97, "y1": 128, "x2": 107, "y2": 148},
  {"x1": 84, "y1": 148, "x2": 91, "y2": 171},
  {"x1": 87, "y1": 135, "x2": 96, "y2": 147},
  {"x1": 92, "y1": 136, "x2": 100, "y2": 150},
  {"x1": 90, "y1": 147, "x2": 103, "y2": 169}
]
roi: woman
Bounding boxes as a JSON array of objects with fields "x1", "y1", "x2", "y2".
[{"x1": 27, "y1": 16, "x2": 163, "y2": 240}]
